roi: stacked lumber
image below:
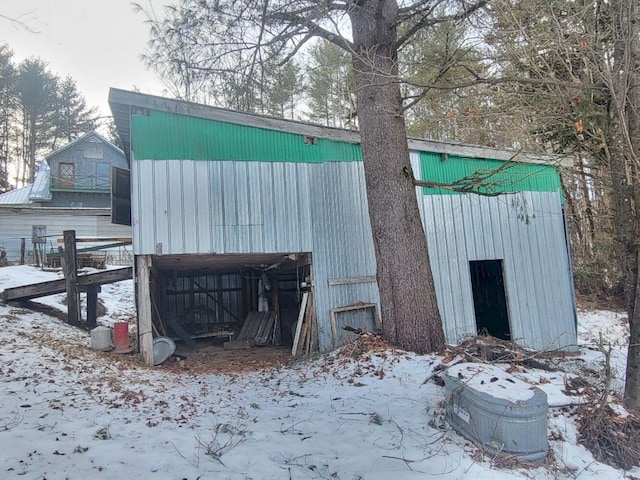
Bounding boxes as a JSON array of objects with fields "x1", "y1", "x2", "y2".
[
  {"x1": 224, "y1": 311, "x2": 279, "y2": 349},
  {"x1": 292, "y1": 291, "x2": 318, "y2": 358}
]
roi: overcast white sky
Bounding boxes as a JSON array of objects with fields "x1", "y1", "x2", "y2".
[{"x1": 0, "y1": 0, "x2": 170, "y2": 118}]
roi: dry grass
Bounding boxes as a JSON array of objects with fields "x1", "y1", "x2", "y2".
[{"x1": 577, "y1": 404, "x2": 640, "y2": 470}]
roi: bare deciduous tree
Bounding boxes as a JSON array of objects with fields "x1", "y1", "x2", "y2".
[{"x1": 141, "y1": 0, "x2": 489, "y2": 353}]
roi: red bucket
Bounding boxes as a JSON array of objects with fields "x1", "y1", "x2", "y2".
[{"x1": 113, "y1": 322, "x2": 132, "y2": 353}]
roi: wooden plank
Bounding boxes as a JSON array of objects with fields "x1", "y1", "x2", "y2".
[
  {"x1": 256, "y1": 313, "x2": 276, "y2": 346},
  {"x1": 223, "y1": 339, "x2": 256, "y2": 350},
  {"x1": 291, "y1": 292, "x2": 308, "y2": 357},
  {"x1": 1, "y1": 267, "x2": 132, "y2": 302},
  {"x1": 265, "y1": 312, "x2": 276, "y2": 345},
  {"x1": 254, "y1": 312, "x2": 272, "y2": 345},
  {"x1": 57, "y1": 237, "x2": 132, "y2": 243},
  {"x1": 136, "y1": 255, "x2": 154, "y2": 366},
  {"x1": 48, "y1": 242, "x2": 132, "y2": 257},
  {"x1": 3, "y1": 278, "x2": 66, "y2": 301},
  {"x1": 308, "y1": 304, "x2": 318, "y2": 355},
  {"x1": 246, "y1": 312, "x2": 265, "y2": 339},
  {"x1": 272, "y1": 279, "x2": 281, "y2": 345},
  {"x1": 331, "y1": 302, "x2": 378, "y2": 314},
  {"x1": 77, "y1": 267, "x2": 133, "y2": 286},
  {"x1": 297, "y1": 320, "x2": 310, "y2": 358},
  {"x1": 328, "y1": 276, "x2": 377, "y2": 286},
  {"x1": 300, "y1": 295, "x2": 314, "y2": 356},
  {"x1": 236, "y1": 311, "x2": 258, "y2": 340},
  {"x1": 189, "y1": 330, "x2": 234, "y2": 339}
]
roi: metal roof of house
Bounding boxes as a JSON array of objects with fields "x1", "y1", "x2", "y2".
[
  {"x1": 0, "y1": 160, "x2": 53, "y2": 205},
  {"x1": 108, "y1": 88, "x2": 570, "y2": 168},
  {"x1": 0, "y1": 160, "x2": 52, "y2": 205},
  {"x1": 0, "y1": 185, "x2": 32, "y2": 205}
]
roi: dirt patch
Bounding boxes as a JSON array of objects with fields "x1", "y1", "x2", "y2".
[{"x1": 158, "y1": 339, "x2": 294, "y2": 375}]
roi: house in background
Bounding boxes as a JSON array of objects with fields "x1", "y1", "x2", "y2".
[
  {"x1": 0, "y1": 131, "x2": 132, "y2": 263},
  {"x1": 109, "y1": 88, "x2": 577, "y2": 365}
]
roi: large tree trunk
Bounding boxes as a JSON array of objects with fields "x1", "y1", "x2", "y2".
[
  {"x1": 349, "y1": 1, "x2": 445, "y2": 353},
  {"x1": 609, "y1": 0, "x2": 640, "y2": 410}
]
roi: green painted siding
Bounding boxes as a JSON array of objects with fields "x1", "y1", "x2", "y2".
[
  {"x1": 131, "y1": 110, "x2": 362, "y2": 163},
  {"x1": 131, "y1": 109, "x2": 561, "y2": 195},
  {"x1": 419, "y1": 151, "x2": 561, "y2": 195}
]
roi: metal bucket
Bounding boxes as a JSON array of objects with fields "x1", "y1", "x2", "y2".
[
  {"x1": 113, "y1": 322, "x2": 133, "y2": 353},
  {"x1": 153, "y1": 337, "x2": 176, "y2": 365},
  {"x1": 90, "y1": 326, "x2": 112, "y2": 351}
]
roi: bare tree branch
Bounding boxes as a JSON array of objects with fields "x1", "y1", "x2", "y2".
[{"x1": 396, "y1": 0, "x2": 488, "y2": 49}]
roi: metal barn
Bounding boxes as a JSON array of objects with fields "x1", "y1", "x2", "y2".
[{"x1": 109, "y1": 88, "x2": 577, "y2": 365}]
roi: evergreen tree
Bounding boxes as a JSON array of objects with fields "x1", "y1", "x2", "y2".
[
  {"x1": 264, "y1": 59, "x2": 305, "y2": 119},
  {"x1": 16, "y1": 57, "x2": 59, "y2": 184},
  {"x1": 0, "y1": 44, "x2": 16, "y2": 192},
  {"x1": 53, "y1": 76, "x2": 99, "y2": 147},
  {"x1": 306, "y1": 40, "x2": 356, "y2": 128}
]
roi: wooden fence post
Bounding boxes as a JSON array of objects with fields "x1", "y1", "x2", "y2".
[
  {"x1": 136, "y1": 255, "x2": 154, "y2": 365},
  {"x1": 63, "y1": 230, "x2": 80, "y2": 327}
]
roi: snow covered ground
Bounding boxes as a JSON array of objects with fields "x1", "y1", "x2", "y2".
[{"x1": 0, "y1": 265, "x2": 637, "y2": 479}]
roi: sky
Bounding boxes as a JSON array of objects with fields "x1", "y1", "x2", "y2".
[
  {"x1": 0, "y1": 0, "x2": 170, "y2": 119},
  {"x1": 0, "y1": 263, "x2": 637, "y2": 479}
]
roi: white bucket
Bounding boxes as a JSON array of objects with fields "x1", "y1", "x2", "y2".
[{"x1": 91, "y1": 326, "x2": 112, "y2": 351}]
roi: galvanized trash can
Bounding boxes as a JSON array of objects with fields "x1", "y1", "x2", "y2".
[{"x1": 444, "y1": 362, "x2": 549, "y2": 461}]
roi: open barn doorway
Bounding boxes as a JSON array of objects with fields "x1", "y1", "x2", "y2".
[
  {"x1": 469, "y1": 259, "x2": 511, "y2": 340},
  {"x1": 146, "y1": 252, "x2": 314, "y2": 367}
]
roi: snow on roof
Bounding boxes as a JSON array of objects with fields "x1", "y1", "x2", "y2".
[{"x1": 28, "y1": 161, "x2": 52, "y2": 202}]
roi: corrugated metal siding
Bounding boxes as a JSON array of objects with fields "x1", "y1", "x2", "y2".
[
  {"x1": 133, "y1": 159, "x2": 317, "y2": 255},
  {"x1": 412, "y1": 152, "x2": 576, "y2": 351},
  {"x1": 419, "y1": 151, "x2": 561, "y2": 195},
  {"x1": 131, "y1": 110, "x2": 362, "y2": 163},
  {"x1": 309, "y1": 162, "x2": 380, "y2": 349},
  {"x1": 132, "y1": 159, "x2": 380, "y2": 350},
  {"x1": 131, "y1": 150, "x2": 575, "y2": 352}
]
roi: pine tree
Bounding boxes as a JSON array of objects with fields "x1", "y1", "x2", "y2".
[{"x1": 53, "y1": 77, "x2": 98, "y2": 147}]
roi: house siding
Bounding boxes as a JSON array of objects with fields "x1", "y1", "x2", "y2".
[
  {"x1": 0, "y1": 208, "x2": 131, "y2": 261},
  {"x1": 47, "y1": 135, "x2": 128, "y2": 195}
]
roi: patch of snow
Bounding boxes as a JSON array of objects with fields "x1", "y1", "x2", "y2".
[
  {"x1": 0, "y1": 265, "x2": 637, "y2": 479},
  {"x1": 446, "y1": 363, "x2": 536, "y2": 402}
]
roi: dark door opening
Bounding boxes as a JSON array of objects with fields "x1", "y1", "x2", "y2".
[{"x1": 469, "y1": 260, "x2": 511, "y2": 340}]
